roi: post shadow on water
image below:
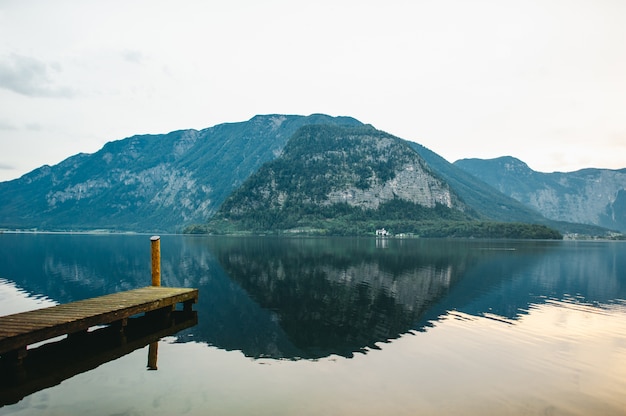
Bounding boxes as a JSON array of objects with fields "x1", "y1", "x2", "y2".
[
  {"x1": 0, "y1": 309, "x2": 198, "y2": 407},
  {"x1": 1, "y1": 234, "x2": 625, "y2": 363}
]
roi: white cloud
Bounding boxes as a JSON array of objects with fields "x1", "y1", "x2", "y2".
[
  {"x1": 0, "y1": 54, "x2": 76, "y2": 98},
  {"x1": 120, "y1": 50, "x2": 145, "y2": 64},
  {"x1": 0, "y1": 161, "x2": 15, "y2": 171},
  {"x1": 0, "y1": 120, "x2": 17, "y2": 130}
]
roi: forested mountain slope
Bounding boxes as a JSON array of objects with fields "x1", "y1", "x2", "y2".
[{"x1": 198, "y1": 125, "x2": 561, "y2": 238}]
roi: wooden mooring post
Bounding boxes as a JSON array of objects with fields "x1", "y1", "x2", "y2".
[{"x1": 151, "y1": 235, "x2": 161, "y2": 287}]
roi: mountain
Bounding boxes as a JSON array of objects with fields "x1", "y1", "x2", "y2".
[
  {"x1": 454, "y1": 156, "x2": 626, "y2": 233},
  {"x1": 200, "y1": 124, "x2": 561, "y2": 238},
  {"x1": 0, "y1": 114, "x2": 576, "y2": 237},
  {"x1": 0, "y1": 114, "x2": 362, "y2": 232}
]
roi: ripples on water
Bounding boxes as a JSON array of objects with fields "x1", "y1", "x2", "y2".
[
  {"x1": 0, "y1": 278, "x2": 57, "y2": 316},
  {"x1": 6, "y1": 293, "x2": 623, "y2": 416},
  {"x1": 411, "y1": 297, "x2": 626, "y2": 416}
]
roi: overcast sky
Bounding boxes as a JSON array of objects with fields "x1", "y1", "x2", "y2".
[{"x1": 0, "y1": 0, "x2": 624, "y2": 182}]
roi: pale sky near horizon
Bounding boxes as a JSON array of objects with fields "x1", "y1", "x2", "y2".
[{"x1": 0, "y1": 0, "x2": 625, "y2": 182}]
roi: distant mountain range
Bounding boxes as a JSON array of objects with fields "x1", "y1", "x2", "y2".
[
  {"x1": 0, "y1": 114, "x2": 621, "y2": 236},
  {"x1": 454, "y1": 156, "x2": 626, "y2": 233}
]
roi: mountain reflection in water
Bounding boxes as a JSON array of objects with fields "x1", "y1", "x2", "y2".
[
  {"x1": 1, "y1": 234, "x2": 624, "y2": 361},
  {"x1": 207, "y1": 237, "x2": 458, "y2": 358}
]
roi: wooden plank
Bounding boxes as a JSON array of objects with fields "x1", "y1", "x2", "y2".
[{"x1": 0, "y1": 287, "x2": 197, "y2": 356}]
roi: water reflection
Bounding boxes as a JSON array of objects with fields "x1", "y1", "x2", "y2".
[
  {"x1": 0, "y1": 234, "x2": 625, "y2": 362},
  {"x1": 0, "y1": 310, "x2": 197, "y2": 406},
  {"x1": 1, "y1": 234, "x2": 625, "y2": 415},
  {"x1": 204, "y1": 237, "x2": 466, "y2": 358},
  {"x1": 147, "y1": 341, "x2": 159, "y2": 371}
]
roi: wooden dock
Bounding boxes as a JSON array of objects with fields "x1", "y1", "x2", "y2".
[{"x1": 0, "y1": 286, "x2": 198, "y2": 361}]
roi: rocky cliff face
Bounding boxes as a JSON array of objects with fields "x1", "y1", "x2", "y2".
[
  {"x1": 454, "y1": 156, "x2": 626, "y2": 232},
  {"x1": 324, "y1": 163, "x2": 454, "y2": 209},
  {"x1": 278, "y1": 127, "x2": 463, "y2": 211}
]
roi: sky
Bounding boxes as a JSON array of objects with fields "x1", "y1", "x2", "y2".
[{"x1": 0, "y1": 0, "x2": 625, "y2": 182}]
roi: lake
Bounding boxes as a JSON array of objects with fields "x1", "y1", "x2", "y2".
[{"x1": 0, "y1": 233, "x2": 625, "y2": 415}]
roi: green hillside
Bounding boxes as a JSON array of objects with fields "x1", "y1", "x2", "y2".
[{"x1": 192, "y1": 125, "x2": 561, "y2": 239}]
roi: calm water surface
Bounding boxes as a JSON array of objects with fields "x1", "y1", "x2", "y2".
[{"x1": 0, "y1": 234, "x2": 625, "y2": 415}]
